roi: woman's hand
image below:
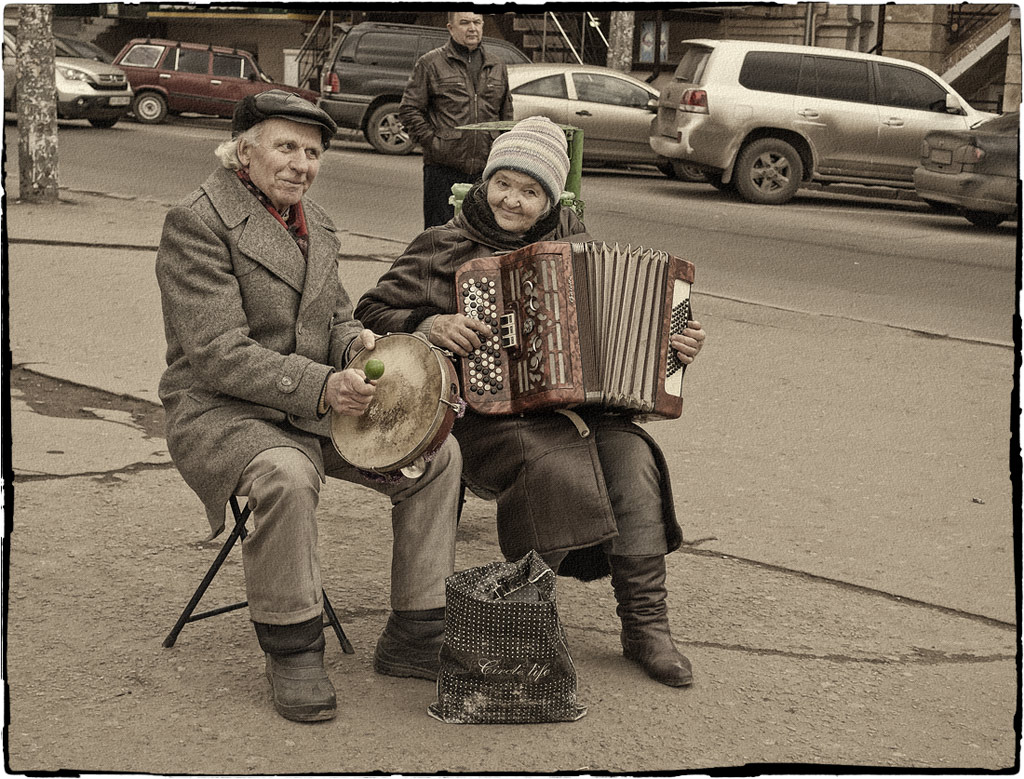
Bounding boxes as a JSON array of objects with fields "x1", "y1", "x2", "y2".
[
  {"x1": 428, "y1": 314, "x2": 493, "y2": 357},
  {"x1": 324, "y1": 368, "x2": 376, "y2": 416},
  {"x1": 670, "y1": 320, "x2": 705, "y2": 365}
]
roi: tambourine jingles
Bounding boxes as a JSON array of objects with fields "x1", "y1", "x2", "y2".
[{"x1": 330, "y1": 333, "x2": 462, "y2": 475}]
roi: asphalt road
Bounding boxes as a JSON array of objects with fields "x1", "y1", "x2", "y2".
[{"x1": 5, "y1": 115, "x2": 1017, "y2": 345}]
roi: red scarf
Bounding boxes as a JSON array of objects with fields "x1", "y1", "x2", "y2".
[{"x1": 236, "y1": 169, "x2": 310, "y2": 258}]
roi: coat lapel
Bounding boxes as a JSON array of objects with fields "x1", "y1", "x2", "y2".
[
  {"x1": 203, "y1": 169, "x2": 307, "y2": 293},
  {"x1": 297, "y1": 203, "x2": 339, "y2": 315}
]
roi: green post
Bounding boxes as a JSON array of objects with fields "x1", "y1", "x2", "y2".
[{"x1": 564, "y1": 128, "x2": 584, "y2": 201}]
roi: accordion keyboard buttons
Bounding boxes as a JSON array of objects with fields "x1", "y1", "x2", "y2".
[
  {"x1": 461, "y1": 277, "x2": 504, "y2": 396},
  {"x1": 666, "y1": 298, "x2": 691, "y2": 378}
]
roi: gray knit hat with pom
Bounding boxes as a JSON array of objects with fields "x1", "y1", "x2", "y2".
[{"x1": 482, "y1": 116, "x2": 570, "y2": 204}]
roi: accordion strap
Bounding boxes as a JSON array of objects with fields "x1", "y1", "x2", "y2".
[{"x1": 555, "y1": 409, "x2": 591, "y2": 439}]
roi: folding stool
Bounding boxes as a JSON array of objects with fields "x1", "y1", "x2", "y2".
[{"x1": 163, "y1": 496, "x2": 354, "y2": 653}]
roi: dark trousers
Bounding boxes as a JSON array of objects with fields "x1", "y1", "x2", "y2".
[{"x1": 423, "y1": 163, "x2": 477, "y2": 229}]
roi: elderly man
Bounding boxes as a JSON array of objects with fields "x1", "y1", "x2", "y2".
[
  {"x1": 155, "y1": 90, "x2": 462, "y2": 723},
  {"x1": 399, "y1": 11, "x2": 513, "y2": 228}
]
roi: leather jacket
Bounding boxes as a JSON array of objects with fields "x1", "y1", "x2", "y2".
[{"x1": 399, "y1": 39, "x2": 513, "y2": 175}]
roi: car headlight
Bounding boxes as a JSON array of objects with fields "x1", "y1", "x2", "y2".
[{"x1": 56, "y1": 65, "x2": 89, "y2": 81}]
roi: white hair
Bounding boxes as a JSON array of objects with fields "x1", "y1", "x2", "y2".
[{"x1": 214, "y1": 124, "x2": 263, "y2": 170}]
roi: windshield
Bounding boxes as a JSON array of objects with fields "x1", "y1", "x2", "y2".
[{"x1": 56, "y1": 36, "x2": 113, "y2": 63}]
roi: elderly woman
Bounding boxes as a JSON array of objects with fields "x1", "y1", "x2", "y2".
[{"x1": 356, "y1": 116, "x2": 706, "y2": 688}]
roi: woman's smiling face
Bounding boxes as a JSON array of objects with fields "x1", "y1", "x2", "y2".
[{"x1": 486, "y1": 169, "x2": 550, "y2": 235}]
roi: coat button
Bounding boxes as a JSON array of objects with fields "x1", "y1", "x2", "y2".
[{"x1": 281, "y1": 377, "x2": 293, "y2": 386}]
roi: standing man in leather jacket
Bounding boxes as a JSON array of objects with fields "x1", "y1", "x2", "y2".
[{"x1": 399, "y1": 11, "x2": 514, "y2": 229}]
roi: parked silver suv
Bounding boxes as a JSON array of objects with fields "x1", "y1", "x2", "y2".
[
  {"x1": 650, "y1": 39, "x2": 994, "y2": 204},
  {"x1": 3, "y1": 28, "x2": 133, "y2": 128}
]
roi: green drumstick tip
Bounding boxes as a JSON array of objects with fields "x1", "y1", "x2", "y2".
[{"x1": 364, "y1": 358, "x2": 385, "y2": 381}]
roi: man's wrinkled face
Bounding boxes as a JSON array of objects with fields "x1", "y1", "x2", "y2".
[
  {"x1": 448, "y1": 12, "x2": 484, "y2": 50},
  {"x1": 238, "y1": 118, "x2": 322, "y2": 213}
]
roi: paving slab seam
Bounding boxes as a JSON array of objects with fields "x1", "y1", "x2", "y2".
[
  {"x1": 8, "y1": 237, "x2": 160, "y2": 252},
  {"x1": 676, "y1": 641, "x2": 1013, "y2": 665},
  {"x1": 14, "y1": 461, "x2": 175, "y2": 483},
  {"x1": 699, "y1": 290, "x2": 1015, "y2": 349},
  {"x1": 682, "y1": 547, "x2": 1017, "y2": 630}
]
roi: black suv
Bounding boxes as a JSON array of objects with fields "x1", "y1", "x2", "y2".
[{"x1": 319, "y1": 21, "x2": 529, "y2": 155}]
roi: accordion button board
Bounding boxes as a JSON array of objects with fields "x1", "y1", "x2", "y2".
[{"x1": 455, "y1": 241, "x2": 694, "y2": 420}]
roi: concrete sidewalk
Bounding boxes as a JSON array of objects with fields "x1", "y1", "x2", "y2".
[{"x1": 3, "y1": 188, "x2": 1018, "y2": 774}]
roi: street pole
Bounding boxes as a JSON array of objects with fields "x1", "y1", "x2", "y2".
[
  {"x1": 16, "y1": 4, "x2": 59, "y2": 204},
  {"x1": 607, "y1": 10, "x2": 635, "y2": 72}
]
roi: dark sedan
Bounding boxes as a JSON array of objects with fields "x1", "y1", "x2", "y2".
[{"x1": 914, "y1": 112, "x2": 1019, "y2": 227}]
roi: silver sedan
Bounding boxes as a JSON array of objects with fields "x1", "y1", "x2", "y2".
[{"x1": 508, "y1": 63, "x2": 704, "y2": 180}]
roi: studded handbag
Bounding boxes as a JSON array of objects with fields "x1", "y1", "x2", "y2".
[{"x1": 428, "y1": 550, "x2": 587, "y2": 724}]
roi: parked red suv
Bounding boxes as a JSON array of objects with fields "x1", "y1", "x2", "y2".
[{"x1": 113, "y1": 38, "x2": 318, "y2": 124}]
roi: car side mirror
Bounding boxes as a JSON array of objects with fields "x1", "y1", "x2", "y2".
[
  {"x1": 945, "y1": 93, "x2": 964, "y2": 115},
  {"x1": 646, "y1": 97, "x2": 659, "y2": 112}
]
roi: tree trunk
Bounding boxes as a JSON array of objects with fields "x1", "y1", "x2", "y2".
[
  {"x1": 17, "y1": 4, "x2": 59, "y2": 204},
  {"x1": 607, "y1": 11, "x2": 635, "y2": 73}
]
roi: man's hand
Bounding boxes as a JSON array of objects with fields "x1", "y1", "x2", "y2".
[
  {"x1": 325, "y1": 369, "x2": 376, "y2": 416},
  {"x1": 352, "y1": 328, "x2": 376, "y2": 354},
  {"x1": 670, "y1": 320, "x2": 705, "y2": 365},
  {"x1": 428, "y1": 314, "x2": 492, "y2": 357}
]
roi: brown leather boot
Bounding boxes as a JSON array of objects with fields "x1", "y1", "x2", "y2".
[
  {"x1": 254, "y1": 616, "x2": 336, "y2": 722},
  {"x1": 608, "y1": 554, "x2": 693, "y2": 687}
]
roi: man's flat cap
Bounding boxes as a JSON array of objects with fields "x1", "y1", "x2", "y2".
[{"x1": 232, "y1": 89, "x2": 338, "y2": 149}]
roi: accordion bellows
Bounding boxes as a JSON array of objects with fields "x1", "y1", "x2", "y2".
[{"x1": 456, "y1": 241, "x2": 695, "y2": 419}]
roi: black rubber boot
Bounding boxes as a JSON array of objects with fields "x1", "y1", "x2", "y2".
[
  {"x1": 608, "y1": 554, "x2": 693, "y2": 687},
  {"x1": 372, "y1": 608, "x2": 445, "y2": 681},
  {"x1": 254, "y1": 616, "x2": 336, "y2": 722}
]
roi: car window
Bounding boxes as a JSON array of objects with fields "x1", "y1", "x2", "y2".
[
  {"x1": 739, "y1": 52, "x2": 801, "y2": 94},
  {"x1": 175, "y1": 47, "x2": 209, "y2": 74},
  {"x1": 674, "y1": 45, "x2": 712, "y2": 84},
  {"x1": 876, "y1": 64, "x2": 948, "y2": 112},
  {"x1": 356, "y1": 32, "x2": 417, "y2": 68},
  {"x1": 416, "y1": 34, "x2": 448, "y2": 59},
  {"x1": 119, "y1": 43, "x2": 164, "y2": 68},
  {"x1": 803, "y1": 56, "x2": 870, "y2": 103},
  {"x1": 513, "y1": 74, "x2": 568, "y2": 99},
  {"x1": 56, "y1": 36, "x2": 113, "y2": 63},
  {"x1": 213, "y1": 53, "x2": 247, "y2": 78},
  {"x1": 490, "y1": 42, "x2": 530, "y2": 65},
  {"x1": 572, "y1": 73, "x2": 649, "y2": 108}
]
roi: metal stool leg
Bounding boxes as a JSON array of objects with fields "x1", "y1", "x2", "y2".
[
  {"x1": 322, "y1": 589, "x2": 354, "y2": 654},
  {"x1": 163, "y1": 498, "x2": 250, "y2": 648},
  {"x1": 163, "y1": 497, "x2": 354, "y2": 653}
]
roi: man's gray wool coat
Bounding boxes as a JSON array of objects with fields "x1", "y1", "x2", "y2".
[{"x1": 156, "y1": 167, "x2": 364, "y2": 535}]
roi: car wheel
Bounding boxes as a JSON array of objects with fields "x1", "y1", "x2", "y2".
[
  {"x1": 658, "y1": 158, "x2": 707, "y2": 182},
  {"x1": 133, "y1": 92, "x2": 167, "y2": 124},
  {"x1": 88, "y1": 117, "x2": 118, "y2": 128},
  {"x1": 963, "y1": 210, "x2": 1006, "y2": 228},
  {"x1": 365, "y1": 102, "x2": 412, "y2": 155},
  {"x1": 733, "y1": 138, "x2": 803, "y2": 205}
]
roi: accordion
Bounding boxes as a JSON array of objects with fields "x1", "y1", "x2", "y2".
[{"x1": 454, "y1": 241, "x2": 694, "y2": 419}]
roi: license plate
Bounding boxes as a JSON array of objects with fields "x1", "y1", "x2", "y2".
[
  {"x1": 930, "y1": 149, "x2": 953, "y2": 164},
  {"x1": 109, "y1": 96, "x2": 130, "y2": 106}
]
